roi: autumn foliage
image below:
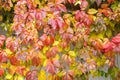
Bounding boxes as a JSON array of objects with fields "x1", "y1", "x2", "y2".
[{"x1": 0, "y1": 0, "x2": 120, "y2": 80}]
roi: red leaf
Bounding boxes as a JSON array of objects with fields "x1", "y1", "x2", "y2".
[
  {"x1": 103, "y1": 41, "x2": 115, "y2": 53},
  {"x1": 0, "y1": 68, "x2": 4, "y2": 76},
  {"x1": 46, "y1": 47, "x2": 58, "y2": 58},
  {"x1": 32, "y1": 56, "x2": 41, "y2": 66},
  {"x1": 112, "y1": 33, "x2": 120, "y2": 44},
  {"x1": 10, "y1": 56, "x2": 20, "y2": 66},
  {"x1": 107, "y1": 0, "x2": 114, "y2": 3}
]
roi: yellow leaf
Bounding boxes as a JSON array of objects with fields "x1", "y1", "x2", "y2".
[
  {"x1": 42, "y1": 46, "x2": 49, "y2": 53},
  {"x1": 69, "y1": 51, "x2": 76, "y2": 57},
  {"x1": 53, "y1": 41, "x2": 59, "y2": 46},
  {"x1": 43, "y1": 59, "x2": 47, "y2": 67},
  {"x1": 88, "y1": 9, "x2": 98, "y2": 14},
  {"x1": 65, "y1": 46, "x2": 70, "y2": 51},
  {"x1": 48, "y1": 74, "x2": 53, "y2": 80},
  {"x1": 5, "y1": 73, "x2": 13, "y2": 79},
  {"x1": 54, "y1": 54, "x2": 60, "y2": 60},
  {"x1": 1, "y1": 63, "x2": 9, "y2": 68},
  {"x1": 74, "y1": 1, "x2": 81, "y2": 6},
  {"x1": 17, "y1": 75, "x2": 24, "y2": 80},
  {"x1": 57, "y1": 71, "x2": 66, "y2": 77},
  {"x1": 38, "y1": 70, "x2": 46, "y2": 80},
  {"x1": 39, "y1": 53, "x2": 46, "y2": 59},
  {"x1": 5, "y1": 49, "x2": 13, "y2": 55},
  {"x1": 0, "y1": 15, "x2": 3, "y2": 21}
]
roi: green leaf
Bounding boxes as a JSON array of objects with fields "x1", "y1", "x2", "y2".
[
  {"x1": 88, "y1": 9, "x2": 98, "y2": 14},
  {"x1": 106, "y1": 29, "x2": 112, "y2": 38}
]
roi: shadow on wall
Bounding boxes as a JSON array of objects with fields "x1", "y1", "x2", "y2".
[{"x1": 0, "y1": 27, "x2": 6, "y2": 35}]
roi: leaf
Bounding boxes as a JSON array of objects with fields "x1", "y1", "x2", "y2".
[
  {"x1": 14, "y1": 74, "x2": 24, "y2": 80},
  {"x1": 57, "y1": 71, "x2": 66, "y2": 77},
  {"x1": 68, "y1": 51, "x2": 76, "y2": 57},
  {"x1": 5, "y1": 73, "x2": 13, "y2": 79},
  {"x1": 112, "y1": 33, "x2": 120, "y2": 44},
  {"x1": 88, "y1": 9, "x2": 98, "y2": 14},
  {"x1": 106, "y1": 29, "x2": 112, "y2": 38},
  {"x1": 42, "y1": 46, "x2": 49, "y2": 53},
  {"x1": 96, "y1": 0, "x2": 102, "y2": 6},
  {"x1": 0, "y1": 68, "x2": 4, "y2": 76},
  {"x1": 43, "y1": 59, "x2": 47, "y2": 67},
  {"x1": 74, "y1": 1, "x2": 81, "y2": 6},
  {"x1": 38, "y1": 70, "x2": 46, "y2": 80},
  {"x1": 1, "y1": 63, "x2": 9, "y2": 69},
  {"x1": 5, "y1": 49, "x2": 13, "y2": 55},
  {"x1": 53, "y1": 41, "x2": 59, "y2": 46}
]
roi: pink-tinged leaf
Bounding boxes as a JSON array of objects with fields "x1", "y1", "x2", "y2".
[
  {"x1": 112, "y1": 33, "x2": 120, "y2": 44},
  {"x1": 56, "y1": 4, "x2": 67, "y2": 12},
  {"x1": 36, "y1": 9, "x2": 46, "y2": 20},
  {"x1": 6, "y1": 37, "x2": 19, "y2": 52},
  {"x1": 67, "y1": 27, "x2": 73, "y2": 34},
  {"x1": 26, "y1": 70, "x2": 38, "y2": 80},
  {"x1": 35, "y1": 40, "x2": 44, "y2": 49},
  {"x1": 40, "y1": 34, "x2": 47, "y2": 42},
  {"x1": 53, "y1": 59, "x2": 60, "y2": 68},
  {"x1": 96, "y1": 0, "x2": 102, "y2": 6},
  {"x1": 75, "y1": 10, "x2": 86, "y2": 21},
  {"x1": 46, "y1": 47, "x2": 58, "y2": 58},
  {"x1": 46, "y1": 60, "x2": 56, "y2": 75},
  {"x1": 48, "y1": 19, "x2": 56, "y2": 30},
  {"x1": 75, "y1": 10, "x2": 81, "y2": 21},
  {"x1": 56, "y1": 17, "x2": 65, "y2": 29},
  {"x1": 76, "y1": 22, "x2": 85, "y2": 28},
  {"x1": 80, "y1": 0, "x2": 88, "y2": 10},
  {"x1": 103, "y1": 41, "x2": 115, "y2": 53},
  {"x1": 0, "y1": 50, "x2": 7, "y2": 63},
  {"x1": 62, "y1": 70, "x2": 74, "y2": 80},
  {"x1": 62, "y1": 33, "x2": 73, "y2": 43},
  {"x1": 16, "y1": 66, "x2": 26, "y2": 75},
  {"x1": 113, "y1": 44, "x2": 120, "y2": 53}
]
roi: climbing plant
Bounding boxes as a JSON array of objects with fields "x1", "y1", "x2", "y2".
[{"x1": 0, "y1": 0, "x2": 120, "y2": 80}]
